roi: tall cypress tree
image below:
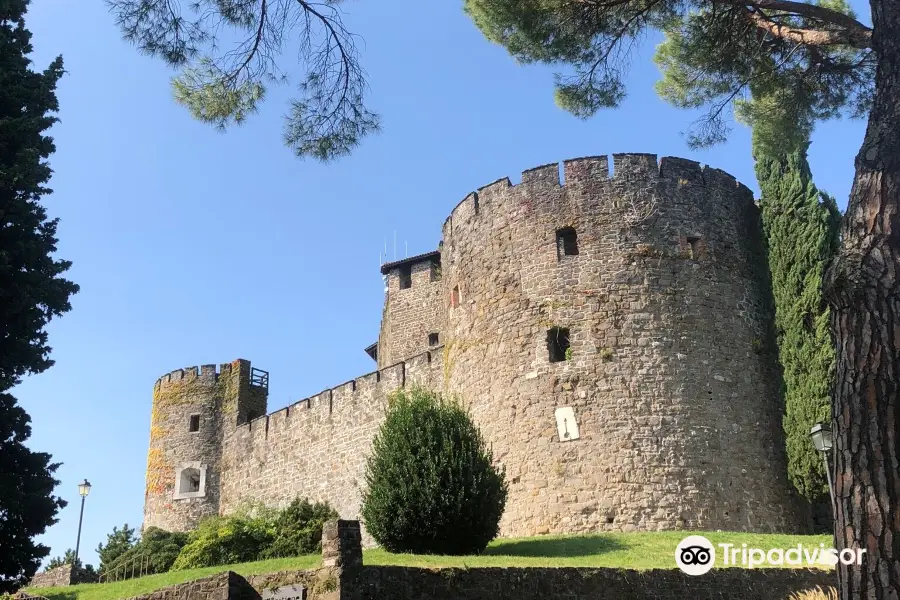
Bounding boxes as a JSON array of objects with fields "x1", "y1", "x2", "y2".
[
  {"x1": 0, "y1": 0, "x2": 78, "y2": 592},
  {"x1": 755, "y1": 139, "x2": 841, "y2": 505}
]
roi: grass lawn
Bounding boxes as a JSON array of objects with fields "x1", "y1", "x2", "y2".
[{"x1": 24, "y1": 531, "x2": 832, "y2": 600}]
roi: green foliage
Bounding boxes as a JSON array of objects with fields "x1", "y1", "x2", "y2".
[
  {"x1": 171, "y1": 509, "x2": 275, "y2": 571},
  {"x1": 0, "y1": 1, "x2": 79, "y2": 392},
  {"x1": 465, "y1": 0, "x2": 873, "y2": 147},
  {"x1": 361, "y1": 387, "x2": 508, "y2": 555},
  {"x1": 104, "y1": 528, "x2": 188, "y2": 579},
  {"x1": 43, "y1": 550, "x2": 95, "y2": 580},
  {"x1": 262, "y1": 499, "x2": 338, "y2": 559},
  {"x1": 0, "y1": 4, "x2": 76, "y2": 591},
  {"x1": 171, "y1": 58, "x2": 265, "y2": 129},
  {"x1": 170, "y1": 497, "x2": 337, "y2": 570},
  {"x1": 108, "y1": 0, "x2": 379, "y2": 161},
  {"x1": 96, "y1": 524, "x2": 137, "y2": 573},
  {"x1": 756, "y1": 142, "x2": 840, "y2": 502},
  {"x1": 652, "y1": 0, "x2": 867, "y2": 149},
  {"x1": 47, "y1": 550, "x2": 80, "y2": 571}
]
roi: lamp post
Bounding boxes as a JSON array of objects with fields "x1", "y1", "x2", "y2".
[
  {"x1": 809, "y1": 424, "x2": 835, "y2": 515},
  {"x1": 73, "y1": 479, "x2": 91, "y2": 570}
]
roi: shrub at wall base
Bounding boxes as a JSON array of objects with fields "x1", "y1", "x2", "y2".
[{"x1": 361, "y1": 387, "x2": 507, "y2": 555}]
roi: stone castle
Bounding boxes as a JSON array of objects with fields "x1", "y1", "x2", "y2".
[{"x1": 143, "y1": 153, "x2": 804, "y2": 540}]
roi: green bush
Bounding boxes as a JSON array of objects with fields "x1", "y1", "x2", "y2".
[
  {"x1": 263, "y1": 498, "x2": 338, "y2": 558},
  {"x1": 361, "y1": 387, "x2": 507, "y2": 555},
  {"x1": 104, "y1": 528, "x2": 188, "y2": 579},
  {"x1": 170, "y1": 497, "x2": 337, "y2": 570},
  {"x1": 171, "y1": 508, "x2": 276, "y2": 570}
]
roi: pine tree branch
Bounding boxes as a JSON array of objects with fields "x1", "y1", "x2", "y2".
[
  {"x1": 748, "y1": 0, "x2": 870, "y2": 40},
  {"x1": 745, "y1": 5, "x2": 871, "y2": 49},
  {"x1": 568, "y1": 0, "x2": 872, "y2": 48}
]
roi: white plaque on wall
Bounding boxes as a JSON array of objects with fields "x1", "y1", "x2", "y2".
[
  {"x1": 261, "y1": 585, "x2": 306, "y2": 600},
  {"x1": 555, "y1": 407, "x2": 580, "y2": 442}
]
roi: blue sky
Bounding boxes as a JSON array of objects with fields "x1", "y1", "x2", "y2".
[{"x1": 20, "y1": 0, "x2": 866, "y2": 568}]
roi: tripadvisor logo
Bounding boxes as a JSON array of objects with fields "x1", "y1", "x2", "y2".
[
  {"x1": 675, "y1": 535, "x2": 716, "y2": 575},
  {"x1": 674, "y1": 535, "x2": 867, "y2": 575}
]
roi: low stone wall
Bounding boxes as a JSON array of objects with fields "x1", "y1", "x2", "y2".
[
  {"x1": 29, "y1": 565, "x2": 73, "y2": 588},
  {"x1": 342, "y1": 566, "x2": 834, "y2": 600},
  {"x1": 124, "y1": 572, "x2": 257, "y2": 600},
  {"x1": 116, "y1": 521, "x2": 839, "y2": 600},
  {"x1": 116, "y1": 563, "x2": 836, "y2": 600},
  {"x1": 28, "y1": 564, "x2": 99, "y2": 589}
]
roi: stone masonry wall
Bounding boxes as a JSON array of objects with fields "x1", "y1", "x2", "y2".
[
  {"x1": 377, "y1": 259, "x2": 444, "y2": 368},
  {"x1": 344, "y1": 566, "x2": 835, "y2": 600},
  {"x1": 28, "y1": 565, "x2": 73, "y2": 588},
  {"x1": 438, "y1": 154, "x2": 802, "y2": 535},
  {"x1": 123, "y1": 571, "x2": 259, "y2": 600},
  {"x1": 218, "y1": 351, "x2": 445, "y2": 537}
]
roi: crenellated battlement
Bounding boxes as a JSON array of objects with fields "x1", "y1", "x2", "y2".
[
  {"x1": 155, "y1": 362, "x2": 235, "y2": 387},
  {"x1": 442, "y1": 153, "x2": 754, "y2": 241},
  {"x1": 233, "y1": 348, "x2": 442, "y2": 438}
]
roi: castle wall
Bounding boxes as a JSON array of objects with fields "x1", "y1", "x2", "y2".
[
  {"x1": 144, "y1": 153, "x2": 804, "y2": 539},
  {"x1": 439, "y1": 154, "x2": 801, "y2": 535},
  {"x1": 377, "y1": 260, "x2": 444, "y2": 368},
  {"x1": 219, "y1": 351, "x2": 445, "y2": 529}
]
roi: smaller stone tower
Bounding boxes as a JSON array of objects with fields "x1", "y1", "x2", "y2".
[
  {"x1": 143, "y1": 359, "x2": 268, "y2": 532},
  {"x1": 376, "y1": 251, "x2": 444, "y2": 368}
]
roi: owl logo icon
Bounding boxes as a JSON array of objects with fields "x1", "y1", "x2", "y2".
[{"x1": 675, "y1": 535, "x2": 716, "y2": 575}]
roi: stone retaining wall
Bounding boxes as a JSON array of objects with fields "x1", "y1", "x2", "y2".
[
  {"x1": 28, "y1": 564, "x2": 97, "y2": 588},
  {"x1": 342, "y1": 566, "x2": 835, "y2": 600},
  {"x1": 28, "y1": 565, "x2": 74, "y2": 588},
  {"x1": 117, "y1": 521, "x2": 838, "y2": 600}
]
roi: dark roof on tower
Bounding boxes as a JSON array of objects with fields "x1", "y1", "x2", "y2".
[{"x1": 379, "y1": 250, "x2": 440, "y2": 275}]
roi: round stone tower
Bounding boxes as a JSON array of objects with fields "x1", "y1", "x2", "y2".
[
  {"x1": 439, "y1": 153, "x2": 801, "y2": 535},
  {"x1": 143, "y1": 359, "x2": 268, "y2": 532}
]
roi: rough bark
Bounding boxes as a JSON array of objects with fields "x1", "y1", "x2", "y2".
[{"x1": 824, "y1": 0, "x2": 900, "y2": 597}]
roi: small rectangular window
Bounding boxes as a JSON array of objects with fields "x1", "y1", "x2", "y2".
[
  {"x1": 428, "y1": 333, "x2": 440, "y2": 346},
  {"x1": 556, "y1": 228, "x2": 578, "y2": 259},
  {"x1": 687, "y1": 236, "x2": 702, "y2": 260},
  {"x1": 451, "y1": 285, "x2": 460, "y2": 308},
  {"x1": 547, "y1": 327, "x2": 571, "y2": 363},
  {"x1": 398, "y1": 265, "x2": 412, "y2": 289},
  {"x1": 189, "y1": 414, "x2": 200, "y2": 432}
]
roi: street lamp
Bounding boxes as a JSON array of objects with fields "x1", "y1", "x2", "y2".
[
  {"x1": 810, "y1": 424, "x2": 835, "y2": 515},
  {"x1": 73, "y1": 479, "x2": 91, "y2": 570}
]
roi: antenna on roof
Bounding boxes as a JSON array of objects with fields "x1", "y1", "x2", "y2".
[
  {"x1": 393, "y1": 231, "x2": 396, "y2": 260},
  {"x1": 405, "y1": 241, "x2": 408, "y2": 258}
]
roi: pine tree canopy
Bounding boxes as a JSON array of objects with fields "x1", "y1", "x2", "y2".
[
  {"x1": 465, "y1": 0, "x2": 873, "y2": 148},
  {"x1": 96, "y1": 524, "x2": 138, "y2": 572},
  {"x1": 46, "y1": 550, "x2": 80, "y2": 571},
  {"x1": 106, "y1": 0, "x2": 379, "y2": 161}
]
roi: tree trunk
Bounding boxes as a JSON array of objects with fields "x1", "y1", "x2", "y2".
[{"x1": 824, "y1": 0, "x2": 900, "y2": 597}]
